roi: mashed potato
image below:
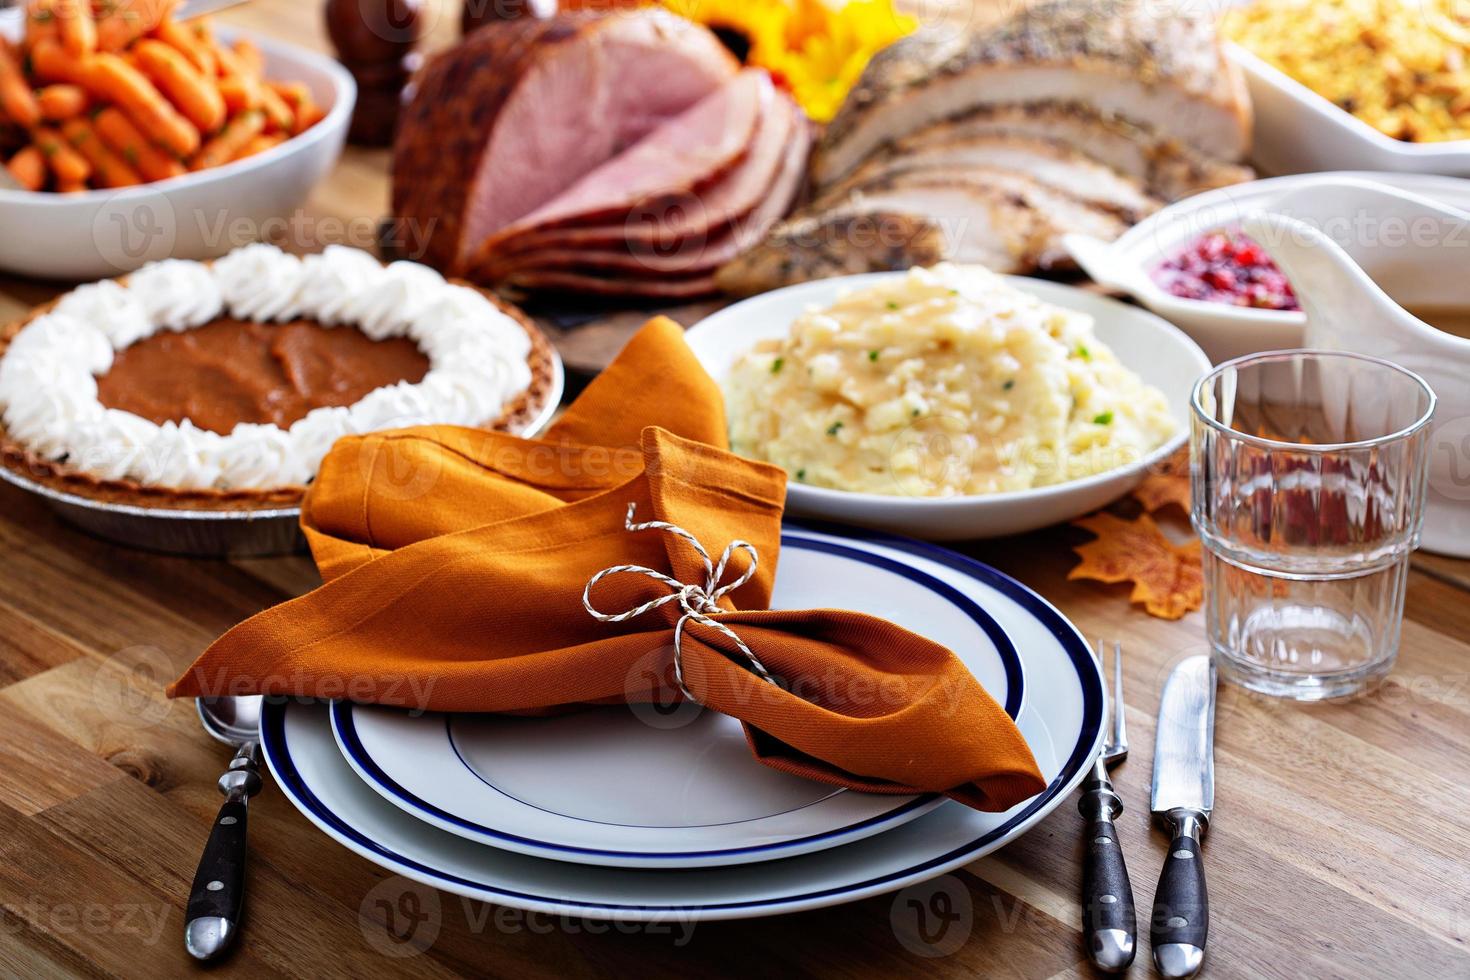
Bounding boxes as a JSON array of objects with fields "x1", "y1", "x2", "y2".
[{"x1": 725, "y1": 264, "x2": 1177, "y2": 497}]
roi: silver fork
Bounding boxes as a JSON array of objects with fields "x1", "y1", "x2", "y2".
[{"x1": 1077, "y1": 640, "x2": 1136, "y2": 972}]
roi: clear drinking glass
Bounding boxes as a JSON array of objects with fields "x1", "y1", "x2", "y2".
[{"x1": 1191, "y1": 350, "x2": 1436, "y2": 700}]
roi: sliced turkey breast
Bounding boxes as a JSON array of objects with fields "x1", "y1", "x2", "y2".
[
  {"x1": 836, "y1": 166, "x2": 1128, "y2": 265},
  {"x1": 715, "y1": 210, "x2": 947, "y2": 297},
  {"x1": 721, "y1": 167, "x2": 1130, "y2": 296},
  {"x1": 814, "y1": 0, "x2": 1252, "y2": 186},
  {"x1": 393, "y1": 10, "x2": 738, "y2": 274},
  {"x1": 832, "y1": 133, "x2": 1161, "y2": 222},
  {"x1": 881, "y1": 104, "x2": 1253, "y2": 202}
]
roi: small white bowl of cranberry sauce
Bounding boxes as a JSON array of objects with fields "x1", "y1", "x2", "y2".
[{"x1": 1065, "y1": 172, "x2": 1470, "y2": 363}]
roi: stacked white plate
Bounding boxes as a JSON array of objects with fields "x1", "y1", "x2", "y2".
[{"x1": 261, "y1": 523, "x2": 1105, "y2": 920}]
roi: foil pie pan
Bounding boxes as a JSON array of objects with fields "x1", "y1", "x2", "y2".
[{"x1": 1, "y1": 356, "x2": 564, "y2": 559}]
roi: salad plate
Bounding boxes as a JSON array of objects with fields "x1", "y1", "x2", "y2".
[
  {"x1": 329, "y1": 534, "x2": 1022, "y2": 868},
  {"x1": 261, "y1": 525, "x2": 1105, "y2": 921}
]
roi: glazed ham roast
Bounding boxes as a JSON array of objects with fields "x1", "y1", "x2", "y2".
[
  {"x1": 393, "y1": 9, "x2": 808, "y2": 300},
  {"x1": 719, "y1": 0, "x2": 1255, "y2": 295}
]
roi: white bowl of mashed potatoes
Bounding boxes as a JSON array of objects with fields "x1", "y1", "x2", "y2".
[{"x1": 686, "y1": 265, "x2": 1208, "y2": 540}]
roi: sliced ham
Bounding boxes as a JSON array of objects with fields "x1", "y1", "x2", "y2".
[
  {"x1": 488, "y1": 91, "x2": 804, "y2": 261},
  {"x1": 472, "y1": 69, "x2": 772, "y2": 265},
  {"x1": 392, "y1": 10, "x2": 738, "y2": 275},
  {"x1": 500, "y1": 268, "x2": 721, "y2": 300},
  {"x1": 476, "y1": 98, "x2": 810, "y2": 280},
  {"x1": 814, "y1": 0, "x2": 1252, "y2": 186}
]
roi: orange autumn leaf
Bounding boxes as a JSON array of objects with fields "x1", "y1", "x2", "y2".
[
  {"x1": 1132, "y1": 448, "x2": 1191, "y2": 514},
  {"x1": 1068, "y1": 512, "x2": 1203, "y2": 620}
]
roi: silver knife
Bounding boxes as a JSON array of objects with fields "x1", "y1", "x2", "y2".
[{"x1": 1149, "y1": 655, "x2": 1216, "y2": 979}]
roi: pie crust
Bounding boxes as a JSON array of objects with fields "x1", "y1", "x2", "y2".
[{"x1": 0, "y1": 263, "x2": 558, "y2": 513}]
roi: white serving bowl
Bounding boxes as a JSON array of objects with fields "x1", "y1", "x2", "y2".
[
  {"x1": 1066, "y1": 172, "x2": 1470, "y2": 363},
  {"x1": 0, "y1": 29, "x2": 354, "y2": 281},
  {"x1": 684, "y1": 272, "x2": 1209, "y2": 541},
  {"x1": 1229, "y1": 43, "x2": 1470, "y2": 177}
]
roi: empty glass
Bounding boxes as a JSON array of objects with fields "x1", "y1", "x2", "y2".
[{"x1": 1191, "y1": 350, "x2": 1436, "y2": 700}]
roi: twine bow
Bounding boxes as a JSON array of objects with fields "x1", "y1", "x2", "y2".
[{"x1": 583, "y1": 503, "x2": 776, "y2": 701}]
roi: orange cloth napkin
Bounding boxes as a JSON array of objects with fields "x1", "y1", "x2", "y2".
[{"x1": 169, "y1": 318, "x2": 1045, "y2": 812}]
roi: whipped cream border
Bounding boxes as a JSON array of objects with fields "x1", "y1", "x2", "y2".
[{"x1": 0, "y1": 244, "x2": 535, "y2": 492}]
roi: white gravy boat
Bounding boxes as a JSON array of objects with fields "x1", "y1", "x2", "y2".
[{"x1": 1242, "y1": 209, "x2": 1470, "y2": 558}]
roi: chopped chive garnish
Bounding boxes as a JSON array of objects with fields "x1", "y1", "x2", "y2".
[
  {"x1": 770, "y1": 357, "x2": 784, "y2": 374},
  {"x1": 1093, "y1": 411, "x2": 1114, "y2": 425},
  {"x1": 826, "y1": 421, "x2": 843, "y2": 436}
]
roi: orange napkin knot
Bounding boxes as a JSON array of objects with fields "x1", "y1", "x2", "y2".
[{"x1": 582, "y1": 502, "x2": 775, "y2": 700}]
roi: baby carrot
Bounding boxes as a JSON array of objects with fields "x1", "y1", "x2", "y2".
[
  {"x1": 231, "y1": 38, "x2": 263, "y2": 77},
  {"x1": 53, "y1": 0, "x2": 96, "y2": 57},
  {"x1": 153, "y1": 15, "x2": 215, "y2": 77},
  {"x1": 81, "y1": 52, "x2": 200, "y2": 157},
  {"x1": 232, "y1": 130, "x2": 284, "y2": 161},
  {"x1": 0, "y1": 43, "x2": 40, "y2": 128},
  {"x1": 6, "y1": 146, "x2": 47, "y2": 190},
  {"x1": 56, "y1": 177, "x2": 88, "y2": 192},
  {"x1": 94, "y1": 106, "x2": 186, "y2": 181},
  {"x1": 62, "y1": 116, "x2": 141, "y2": 187},
  {"x1": 95, "y1": 0, "x2": 176, "y2": 53},
  {"x1": 293, "y1": 99, "x2": 325, "y2": 135},
  {"x1": 36, "y1": 83, "x2": 88, "y2": 120},
  {"x1": 133, "y1": 38, "x2": 225, "y2": 133},
  {"x1": 30, "y1": 36, "x2": 89, "y2": 85},
  {"x1": 189, "y1": 106, "x2": 261, "y2": 170},
  {"x1": 256, "y1": 82, "x2": 294, "y2": 133},
  {"x1": 267, "y1": 80, "x2": 310, "y2": 108},
  {"x1": 26, "y1": 0, "x2": 60, "y2": 46},
  {"x1": 31, "y1": 124, "x2": 91, "y2": 184},
  {"x1": 217, "y1": 73, "x2": 259, "y2": 114}
]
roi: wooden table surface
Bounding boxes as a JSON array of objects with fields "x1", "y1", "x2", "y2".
[{"x1": 3, "y1": 2, "x2": 1470, "y2": 978}]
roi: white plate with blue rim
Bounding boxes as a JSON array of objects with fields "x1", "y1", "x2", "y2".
[
  {"x1": 327, "y1": 532, "x2": 1025, "y2": 868},
  {"x1": 261, "y1": 524, "x2": 1105, "y2": 919}
]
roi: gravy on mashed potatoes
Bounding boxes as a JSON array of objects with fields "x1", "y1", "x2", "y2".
[{"x1": 725, "y1": 264, "x2": 1177, "y2": 497}]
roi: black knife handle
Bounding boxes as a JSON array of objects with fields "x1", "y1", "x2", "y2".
[
  {"x1": 186, "y1": 797, "x2": 248, "y2": 923},
  {"x1": 185, "y1": 744, "x2": 262, "y2": 962},
  {"x1": 1078, "y1": 776, "x2": 1136, "y2": 971},
  {"x1": 1150, "y1": 810, "x2": 1208, "y2": 979}
]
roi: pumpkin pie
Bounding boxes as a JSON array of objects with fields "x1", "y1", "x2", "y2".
[{"x1": 0, "y1": 244, "x2": 557, "y2": 511}]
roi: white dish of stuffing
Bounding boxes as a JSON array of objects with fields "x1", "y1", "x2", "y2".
[{"x1": 686, "y1": 265, "x2": 1207, "y2": 540}]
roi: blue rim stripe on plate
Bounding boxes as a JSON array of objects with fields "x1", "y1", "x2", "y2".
[
  {"x1": 261, "y1": 525, "x2": 1102, "y2": 914},
  {"x1": 329, "y1": 534, "x2": 1022, "y2": 862}
]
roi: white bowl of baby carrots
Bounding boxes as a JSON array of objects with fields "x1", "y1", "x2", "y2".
[{"x1": 0, "y1": 12, "x2": 353, "y2": 281}]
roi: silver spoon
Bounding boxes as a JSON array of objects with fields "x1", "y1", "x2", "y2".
[{"x1": 185, "y1": 695, "x2": 264, "y2": 962}]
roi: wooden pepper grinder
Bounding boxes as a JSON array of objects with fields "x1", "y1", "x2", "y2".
[{"x1": 325, "y1": 0, "x2": 425, "y2": 147}]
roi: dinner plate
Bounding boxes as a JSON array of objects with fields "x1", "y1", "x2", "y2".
[
  {"x1": 261, "y1": 525, "x2": 1105, "y2": 921},
  {"x1": 684, "y1": 273, "x2": 1209, "y2": 541},
  {"x1": 329, "y1": 534, "x2": 1023, "y2": 868}
]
